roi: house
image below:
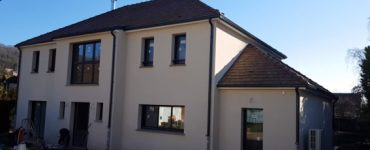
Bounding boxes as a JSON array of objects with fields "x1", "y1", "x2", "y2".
[
  {"x1": 15, "y1": 0, "x2": 337, "y2": 150},
  {"x1": 334, "y1": 93, "x2": 362, "y2": 131}
]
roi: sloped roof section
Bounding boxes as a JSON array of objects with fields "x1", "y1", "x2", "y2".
[
  {"x1": 16, "y1": 0, "x2": 220, "y2": 47},
  {"x1": 218, "y1": 44, "x2": 336, "y2": 99}
]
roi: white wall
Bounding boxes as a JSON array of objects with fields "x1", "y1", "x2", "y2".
[
  {"x1": 216, "y1": 89, "x2": 297, "y2": 150},
  {"x1": 112, "y1": 21, "x2": 212, "y2": 150},
  {"x1": 213, "y1": 21, "x2": 247, "y2": 82},
  {"x1": 299, "y1": 90, "x2": 333, "y2": 150},
  {"x1": 17, "y1": 32, "x2": 113, "y2": 150}
]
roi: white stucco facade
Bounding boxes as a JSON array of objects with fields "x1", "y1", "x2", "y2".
[
  {"x1": 111, "y1": 21, "x2": 211, "y2": 150},
  {"x1": 216, "y1": 89, "x2": 297, "y2": 150},
  {"x1": 16, "y1": 18, "x2": 334, "y2": 150},
  {"x1": 16, "y1": 33, "x2": 113, "y2": 150}
]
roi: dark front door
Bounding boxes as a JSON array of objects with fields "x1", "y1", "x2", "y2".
[
  {"x1": 242, "y1": 108, "x2": 263, "y2": 150},
  {"x1": 30, "y1": 101, "x2": 46, "y2": 139},
  {"x1": 72, "y1": 103, "x2": 90, "y2": 147}
]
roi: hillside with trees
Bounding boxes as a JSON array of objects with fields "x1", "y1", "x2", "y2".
[{"x1": 0, "y1": 43, "x2": 18, "y2": 70}]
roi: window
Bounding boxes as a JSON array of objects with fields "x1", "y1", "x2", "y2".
[
  {"x1": 59, "y1": 101, "x2": 65, "y2": 119},
  {"x1": 142, "y1": 38, "x2": 154, "y2": 66},
  {"x1": 71, "y1": 41, "x2": 101, "y2": 84},
  {"x1": 48, "y1": 49, "x2": 56, "y2": 72},
  {"x1": 96, "y1": 103, "x2": 103, "y2": 121},
  {"x1": 242, "y1": 108, "x2": 263, "y2": 150},
  {"x1": 32, "y1": 51, "x2": 40, "y2": 73},
  {"x1": 172, "y1": 34, "x2": 186, "y2": 64},
  {"x1": 141, "y1": 105, "x2": 185, "y2": 132}
]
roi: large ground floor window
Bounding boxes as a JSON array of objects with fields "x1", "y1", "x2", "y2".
[
  {"x1": 242, "y1": 108, "x2": 263, "y2": 150},
  {"x1": 141, "y1": 105, "x2": 185, "y2": 132}
]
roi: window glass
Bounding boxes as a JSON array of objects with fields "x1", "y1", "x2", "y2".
[
  {"x1": 71, "y1": 65, "x2": 82, "y2": 83},
  {"x1": 32, "y1": 51, "x2": 40, "y2": 73},
  {"x1": 177, "y1": 36, "x2": 186, "y2": 61},
  {"x1": 244, "y1": 109, "x2": 263, "y2": 150},
  {"x1": 96, "y1": 103, "x2": 103, "y2": 121},
  {"x1": 143, "y1": 106, "x2": 158, "y2": 128},
  {"x1": 143, "y1": 38, "x2": 154, "y2": 66},
  {"x1": 173, "y1": 35, "x2": 186, "y2": 64},
  {"x1": 59, "y1": 102, "x2": 65, "y2": 119},
  {"x1": 95, "y1": 43, "x2": 101, "y2": 61},
  {"x1": 158, "y1": 106, "x2": 171, "y2": 128},
  {"x1": 71, "y1": 41, "x2": 100, "y2": 84},
  {"x1": 141, "y1": 105, "x2": 185, "y2": 132},
  {"x1": 82, "y1": 64, "x2": 93, "y2": 83},
  {"x1": 78, "y1": 45, "x2": 84, "y2": 63},
  {"x1": 85, "y1": 44, "x2": 94, "y2": 62},
  {"x1": 48, "y1": 49, "x2": 56, "y2": 72},
  {"x1": 93, "y1": 63, "x2": 99, "y2": 84},
  {"x1": 172, "y1": 107, "x2": 184, "y2": 129}
]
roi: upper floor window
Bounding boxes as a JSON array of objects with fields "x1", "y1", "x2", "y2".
[
  {"x1": 96, "y1": 102, "x2": 103, "y2": 122},
  {"x1": 142, "y1": 38, "x2": 154, "y2": 66},
  {"x1": 141, "y1": 105, "x2": 185, "y2": 132},
  {"x1": 48, "y1": 49, "x2": 56, "y2": 72},
  {"x1": 32, "y1": 51, "x2": 40, "y2": 73},
  {"x1": 71, "y1": 41, "x2": 101, "y2": 84},
  {"x1": 173, "y1": 34, "x2": 186, "y2": 65}
]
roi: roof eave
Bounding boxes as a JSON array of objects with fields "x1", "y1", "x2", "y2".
[{"x1": 15, "y1": 15, "x2": 220, "y2": 48}]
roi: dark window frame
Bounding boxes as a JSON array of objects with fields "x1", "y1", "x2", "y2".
[
  {"x1": 70, "y1": 41, "x2": 101, "y2": 84},
  {"x1": 172, "y1": 34, "x2": 186, "y2": 65},
  {"x1": 141, "y1": 105, "x2": 185, "y2": 132},
  {"x1": 32, "y1": 51, "x2": 40, "y2": 73},
  {"x1": 48, "y1": 49, "x2": 56, "y2": 72},
  {"x1": 142, "y1": 38, "x2": 154, "y2": 67}
]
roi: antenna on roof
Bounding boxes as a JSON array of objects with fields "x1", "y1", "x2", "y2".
[{"x1": 111, "y1": 0, "x2": 118, "y2": 10}]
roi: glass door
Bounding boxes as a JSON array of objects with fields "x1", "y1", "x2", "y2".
[{"x1": 242, "y1": 108, "x2": 263, "y2": 150}]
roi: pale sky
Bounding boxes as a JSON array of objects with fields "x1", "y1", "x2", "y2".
[{"x1": 0, "y1": 0, "x2": 369, "y2": 92}]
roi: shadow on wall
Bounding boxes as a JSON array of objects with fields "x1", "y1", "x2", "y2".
[
  {"x1": 299, "y1": 95, "x2": 331, "y2": 150},
  {"x1": 300, "y1": 96, "x2": 309, "y2": 150}
]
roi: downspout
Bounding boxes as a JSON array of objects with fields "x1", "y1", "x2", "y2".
[
  {"x1": 206, "y1": 18, "x2": 215, "y2": 150},
  {"x1": 295, "y1": 87, "x2": 300, "y2": 149},
  {"x1": 14, "y1": 46, "x2": 22, "y2": 128},
  {"x1": 107, "y1": 30, "x2": 117, "y2": 150}
]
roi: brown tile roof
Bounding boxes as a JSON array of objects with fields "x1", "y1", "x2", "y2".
[
  {"x1": 15, "y1": 0, "x2": 287, "y2": 59},
  {"x1": 218, "y1": 44, "x2": 336, "y2": 98},
  {"x1": 334, "y1": 93, "x2": 361, "y2": 118},
  {"x1": 16, "y1": 0, "x2": 220, "y2": 47}
]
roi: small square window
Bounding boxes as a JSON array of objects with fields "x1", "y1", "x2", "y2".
[
  {"x1": 142, "y1": 38, "x2": 154, "y2": 67},
  {"x1": 96, "y1": 103, "x2": 103, "y2": 122},
  {"x1": 173, "y1": 34, "x2": 186, "y2": 65}
]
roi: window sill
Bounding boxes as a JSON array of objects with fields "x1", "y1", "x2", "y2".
[
  {"x1": 46, "y1": 71, "x2": 55, "y2": 73},
  {"x1": 170, "y1": 64, "x2": 186, "y2": 67},
  {"x1": 30, "y1": 71, "x2": 39, "y2": 74},
  {"x1": 136, "y1": 129, "x2": 185, "y2": 136},
  {"x1": 139, "y1": 65, "x2": 153, "y2": 68},
  {"x1": 66, "y1": 83, "x2": 99, "y2": 86},
  {"x1": 95, "y1": 120, "x2": 103, "y2": 123}
]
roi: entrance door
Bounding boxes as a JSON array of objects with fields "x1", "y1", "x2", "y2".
[
  {"x1": 242, "y1": 108, "x2": 263, "y2": 150},
  {"x1": 30, "y1": 101, "x2": 46, "y2": 139},
  {"x1": 72, "y1": 103, "x2": 90, "y2": 147}
]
